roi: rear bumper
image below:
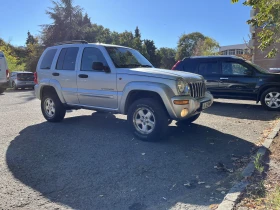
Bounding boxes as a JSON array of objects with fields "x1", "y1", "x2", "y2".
[{"x1": 15, "y1": 81, "x2": 35, "y2": 87}]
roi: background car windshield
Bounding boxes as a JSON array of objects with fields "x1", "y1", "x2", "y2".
[{"x1": 105, "y1": 47, "x2": 153, "y2": 68}]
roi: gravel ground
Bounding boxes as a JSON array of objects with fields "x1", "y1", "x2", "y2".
[{"x1": 0, "y1": 90, "x2": 278, "y2": 210}]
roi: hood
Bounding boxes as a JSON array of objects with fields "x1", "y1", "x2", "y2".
[{"x1": 117, "y1": 68, "x2": 204, "y2": 82}]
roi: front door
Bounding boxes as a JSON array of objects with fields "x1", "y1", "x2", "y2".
[
  {"x1": 77, "y1": 47, "x2": 117, "y2": 109},
  {"x1": 52, "y1": 47, "x2": 79, "y2": 104},
  {"x1": 218, "y1": 60, "x2": 258, "y2": 99}
]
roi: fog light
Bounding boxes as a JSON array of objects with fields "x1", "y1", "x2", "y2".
[{"x1": 181, "y1": 108, "x2": 188, "y2": 117}]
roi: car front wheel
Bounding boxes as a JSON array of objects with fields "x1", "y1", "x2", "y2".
[
  {"x1": 127, "y1": 98, "x2": 169, "y2": 141},
  {"x1": 261, "y1": 88, "x2": 280, "y2": 111},
  {"x1": 41, "y1": 92, "x2": 66, "y2": 122}
]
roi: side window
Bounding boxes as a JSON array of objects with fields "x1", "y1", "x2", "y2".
[
  {"x1": 56, "y1": 47, "x2": 79, "y2": 70},
  {"x1": 222, "y1": 62, "x2": 250, "y2": 75},
  {"x1": 198, "y1": 62, "x2": 219, "y2": 75},
  {"x1": 40, "y1": 49, "x2": 57, "y2": 69},
  {"x1": 81, "y1": 47, "x2": 108, "y2": 71},
  {"x1": 183, "y1": 61, "x2": 196, "y2": 73}
]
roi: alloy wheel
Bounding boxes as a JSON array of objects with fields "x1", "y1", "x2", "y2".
[
  {"x1": 133, "y1": 107, "x2": 156, "y2": 134},
  {"x1": 265, "y1": 92, "x2": 280, "y2": 108}
]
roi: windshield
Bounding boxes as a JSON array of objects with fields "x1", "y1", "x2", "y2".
[
  {"x1": 245, "y1": 61, "x2": 269, "y2": 73},
  {"x1": 105, "y1": 47, "x2": 153, "y2": 68}
]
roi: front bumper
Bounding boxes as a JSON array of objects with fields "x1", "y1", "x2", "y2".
[{"x1": 170, "y1": 91, "x2": 213, "y2": 120}]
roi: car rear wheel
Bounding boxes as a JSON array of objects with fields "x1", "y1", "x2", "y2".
[
  {"x1": 41, "y1": 92, "x2": 66, "y2": 122},
  {"x1": 0, "y1": 88, "x2": 5, "y2": 94},
  {"x1": 261, "y1": 88, "x2": 280, "y2": 111},
  {"x1": 127, "y1": 98, "x2": 169, "y2": 141}
]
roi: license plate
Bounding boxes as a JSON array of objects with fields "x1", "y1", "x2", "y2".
[
  {"x1": 26, "y1": 82, "x2": 33, "y2": 84},
  {"x1": 202, "y1": 100, "x2": 212, "y2": 110}
]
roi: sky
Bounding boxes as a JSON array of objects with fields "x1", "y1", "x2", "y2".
[{"x1": 0, "y1": 0, "x2": 251, "y2": 48}]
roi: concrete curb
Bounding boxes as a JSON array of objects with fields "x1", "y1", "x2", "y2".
[{"x1": 217, "y1": 120, "x2": 280, "y2": 210}]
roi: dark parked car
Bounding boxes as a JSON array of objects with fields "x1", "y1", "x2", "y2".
[
  {"x1": 9, "y1": 71, "x2": 35, "y2": 90},
  {"x1": 172, "y1": 56, "x2": 280, "y2": 110}
]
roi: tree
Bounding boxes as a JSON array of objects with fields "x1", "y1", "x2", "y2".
[
  {"x1": 26, "y1": 31, "x2": 36, "y2": 45},
  {"x1": 143, "y1": 39, "x2": 158, "y2": 65},
  {"x1": 156, "y1": 48, "x2": 176, "y2": 69},
  {"x1": 175, "y1": 32, "x2": 205, "y2": 60},
  {"x1": 41, "y1": 0, "x2": 87, "y2": 46},
  {"x1": 135, "y1": 26, "x2": 141, "y2": 39},
  {"x1": 176, "y1": 32, "x2": 219, "y2": 60},
  {"x1": 232, "y1": 0, "x2": 280, "y2": 57}
]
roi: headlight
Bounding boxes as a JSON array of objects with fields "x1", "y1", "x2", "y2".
[
  {"x1": 184, "y1": 84, "x2": 191, "y2": 95},
  {"x1": 177, "y1": 79, "x2": 185, "y2": 94}
]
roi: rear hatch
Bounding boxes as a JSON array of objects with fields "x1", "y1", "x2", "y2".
[{"x1": 17, "y1": 73, "x2": 34, "y2": 81}]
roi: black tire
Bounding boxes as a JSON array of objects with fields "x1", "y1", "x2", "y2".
[
  {"x1": 41, "y1": 91, "x2": 66, "y2": 122},
  {"x1": 177, "y1": 113, "x2": 201, "y2": 125},
  {"x1": 0, "y1": 88, "x2": 5, "y2": 94},
  {"x1": 127, "y1": 98, "x2": 169, "y2": 142},
  {"x1": 261, "y1": 88, "x2": 280, "y2": 111},
  {"x1": 12, "y1": 82, "x2": 17, "y2": 90}
]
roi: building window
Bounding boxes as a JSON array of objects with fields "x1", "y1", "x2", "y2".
[
  {"x1": 221, "y1": 50, "x2": 227, "y2": 55},
  {"x1": 244, "y1": 49, "x2": 250, "y2": 54},
  {"x1": 236, "y1": 49, "x2": 243, "y2": 55},
  {"x1": 229, "y1": 49, "x2": 235, "y2": 55}
]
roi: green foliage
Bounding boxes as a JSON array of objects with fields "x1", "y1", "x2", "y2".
[
  {"x1": 0, "y1": 39, "x2": 25, "y2": 71},
  {"x1": 232, "y1": 0, "x2": 280, "y2": 58},
  {"x1": 254, "y1": 153, "x2": 264, "y2": 174},
  {"x1": 156, "y1": 48, "x2": 176, "y2": 69},
  {"x1": 26, "y1": 31, "x2": 37, "y2": 45},
  {"x1": 175, "y1": 32, "x2": 219, "y2": 60}
]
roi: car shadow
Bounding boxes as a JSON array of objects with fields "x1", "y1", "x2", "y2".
[
  {"x1": 6, "y1": 113, "x2": 255, "y2": 210},
  {"x1": 204, "y1": 101, "x2": 279, "y2": 121}
]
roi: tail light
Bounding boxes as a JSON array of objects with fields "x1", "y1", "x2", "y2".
[
  {"x1": 6, "y1": 69, "x2": 9, "y2": 79},
  {"x1": 171, "y1": 60, "x2": 182, "y2": 70},
  {"x1": 34, "y1": 72, "x2": 38, "y2": 84}
]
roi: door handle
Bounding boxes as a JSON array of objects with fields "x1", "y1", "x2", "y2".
[
  {"x1": 52, "y1": 72, "x2": 60, "y2": 76},
  {"x1": 220, "y1": 78, "x2": 228, "y2": 80},
  {"x1": 78, "y1": 74, "x2": 88, "y2": 78}
]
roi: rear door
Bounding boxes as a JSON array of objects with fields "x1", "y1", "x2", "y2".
[
  {"x1": 52, "y1": 47, "x2": 79, "y2": 104},
  {"x1": 196, "y1": 59, "x2": 221, "y2": 94},
  {"x1": 218, "y1": 59, "x2": 258, "y2": 99}
]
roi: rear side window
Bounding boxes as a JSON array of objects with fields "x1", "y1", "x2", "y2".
[
  {"x1": 40, "y1": 49, "x2": 57, "y2": 69},
  {"x1": 56, "y1": 47, "x2": 79, "y2": 70},
  {"x1": 183, "y1": 60, "x2": 196, "y2": 73},
  {"x1": 81, "y1": 47, "x2": 108, "y2": 71},
  {"x1": 198, "y1": 62, "x2": 219, "y2": 75}
]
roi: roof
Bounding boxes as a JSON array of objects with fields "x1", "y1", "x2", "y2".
[
  {"x1": 12, "y1": 71, "x2": 32, "y2": 73},
  {"x1": 52, "y1": 40, "x2": 132, "y2": 49},
  {"x1": 184, "y1": 55, "x2": 243, "y2": 60},
  {"x1": 219, "y1": 44, "x2": 248, "y2": 51}
]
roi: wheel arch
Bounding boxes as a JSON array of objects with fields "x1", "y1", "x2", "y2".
[
  {"x1": 39, "y1": 79, "x2": 65, "y2": 103},
  {"x1": 257, "y1": 85, "x2": 280, "y2": 102}
]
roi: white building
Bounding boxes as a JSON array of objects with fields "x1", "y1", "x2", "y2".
[{"x1": 219, "y1": 44, "x2": 250, "y2": 56}]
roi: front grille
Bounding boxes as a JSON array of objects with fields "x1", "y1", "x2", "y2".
[{"x1": 189, "y1": 82, "x2": 206, "y2": 98}]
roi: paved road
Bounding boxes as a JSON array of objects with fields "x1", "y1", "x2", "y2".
[{"x1": 0, "y1": 90, "x2": 278, "y2": 210}]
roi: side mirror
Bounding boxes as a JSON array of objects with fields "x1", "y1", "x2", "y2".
[{"x1": 92, "y1": 62, "x2": 110, "y2": 73}]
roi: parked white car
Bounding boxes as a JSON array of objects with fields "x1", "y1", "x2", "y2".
[{"x1": 0, "y1": 51, "x2": 9, "y2": 94}]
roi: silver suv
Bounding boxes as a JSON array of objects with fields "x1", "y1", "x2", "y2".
[{"x1": 35, "y1": 41, "x2": 213, "y2": 141}]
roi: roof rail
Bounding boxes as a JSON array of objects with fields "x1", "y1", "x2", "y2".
[{"x1": 54, "y1": 40, "x2": 88, "y2": 45}]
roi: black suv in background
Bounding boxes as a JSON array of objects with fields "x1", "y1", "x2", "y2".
[{"x1": 172, "y1": 56, "x2": 280, "y2": 110}]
